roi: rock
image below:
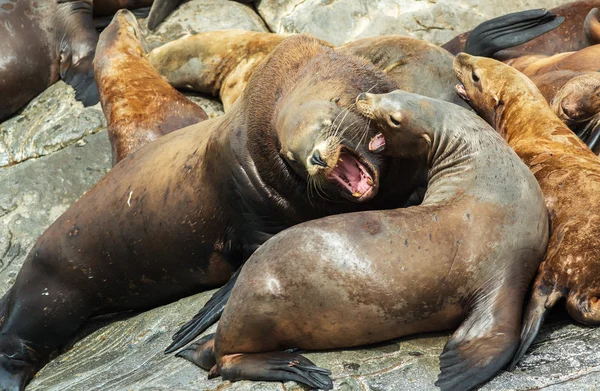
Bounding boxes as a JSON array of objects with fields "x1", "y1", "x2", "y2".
[
  {"x1": 0, "y1": 81, "x2": 106, "y2": 168},
  {"x1": 256, "y1": 0, "x2": 568, "y2": 46},
  {"x1": 141, "y1": 0, "x2": 269, "y2": 51},
  {"x1": 0, "y1": 131, "x2": 112, "y2": 295},
  {"x1": 27, "y1": 291, "x2": 600, "y2": 391}
]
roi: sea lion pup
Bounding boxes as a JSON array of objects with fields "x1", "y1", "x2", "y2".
[
  {"x1": 443, "y1": 1, "x2": 600, "y2": 59},
  {"x1": 0, "y1": 35, "x2": 422, "y2": 390},
  {"x1": 174, "y1": 90, "x2": 548, "y2": 391},
  {"x1": 454, "y1": 53, "x2": 600, "y2": 369},
  {"x1": 94, "y1": 10, "x2": 208, "y2": 165},
  {"x1": 149, "y1": 31, "x2": 468, "y2": 111},
  {"x1": 0, "y1": 0, "x2": 99, "y2": 122}
]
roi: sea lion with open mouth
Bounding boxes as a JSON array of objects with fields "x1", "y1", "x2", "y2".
[
  {"x1": 94, "y1": 9, "x2": 208, "y2": 165},
  {"x1": 454, "y1": 52, "x2": 600, "y2": 369},
  {"x1": 0, "y1": 35, "x2": 424, "y2": 390},
  {"x1": 172, "y1": 90, "x2": 548, "y2": 391}
]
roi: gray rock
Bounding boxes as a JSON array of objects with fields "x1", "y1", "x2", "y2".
[
  {"x1": 256, "y1": 0, "x2": 568, "y2": 46},
  {"x1": 0, "y1": 81, "x2": 106, "y2": 168},
  {"x1": 141, "y1": 0, "x2": 269, "y2": 51}
]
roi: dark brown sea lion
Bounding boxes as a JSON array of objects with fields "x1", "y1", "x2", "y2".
[
  {"x1": 0, "y1": 35, "x2": 424, "y2": 390},
  {"x1": 94, "y1": 10, "x2": 208, "y2": 165},
  {"x1": 443, "y1": 1, "x2": 600, "y2": 59},
  {"x1": 454, "y1": 53, "x2": 600, "y2": 369},
  {"x1": 0, "y1": 0, "x2": 99, "y2": 122},
  {"x1": 149, "y1": 31, "x2": 469, "y2": 110},
  {"x1": 506, "y1": 41, "x2": 600, "y2": 76},
  {"x1": 173, "y1": 90, "x2": 548, "y2": 391}
]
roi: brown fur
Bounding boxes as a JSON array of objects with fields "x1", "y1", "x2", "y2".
[
  {"x1": 454, "y1": 53, "x2": 600, "y2": 367},
  {"x1": 94, "y1": 10, "x2": 208, "y2": 165}
]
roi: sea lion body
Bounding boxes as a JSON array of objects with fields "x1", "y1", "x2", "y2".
[
  {"x1": 177, "y1": 91, "x2": 548, "y2": 391},
  {"x1": 0, "y1": 0, "x2": 99, "y2": 121},
  {"x1": 95, "y1": 10, "x2": 208, "y2": 165},
  {"x1": 0, "y1": 36, "x2": 424, "y2": 390},
  {"x1": 507, "y1": 43, "x2": 600, "y2": 76},
  {"x1": 149, "y1": 31, "x2": 470, "y2": 111},
  {"x1": 443, "y1": 1, "x2": 600, "y2": 59},
  {"x1": 454, "y1": 53, "x2": 600, "y2": 368}
]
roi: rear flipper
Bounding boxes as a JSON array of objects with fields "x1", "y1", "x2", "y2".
[
  {"x1": 165, "y1": 269, "x2": 240, "y2": 353},
  {"x1": 435, "y1": 290, "x2": 522, "y2": 391},
  {"x1": 147, "y1": 0, "x2": 181, "y2": 30},
  {"x1": 0, "y1": 335, "x2": 44, "y2": 391},
  {"x1": 217, "y1": 352, "x2": 333, "y2": 390},
  {"x1": 175, "y1": 333, "x2": 216, "y2": 371},
  {"x1": 464, "y1": 9, "x2": 564, "y2": 58}
]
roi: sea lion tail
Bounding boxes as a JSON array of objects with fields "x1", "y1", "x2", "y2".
[
  {"x1": 509, "y1": 285, "x2": 561, "y2": 369},
  {"x1": 464, "y1": 9, "x2": 565, "y2": 58},
  {"x1": 165, "y1": 270, "x2": 240, "y2": 354},
  {"x1": 147, "y1": 0, "x2": 181, "y2": 30}
]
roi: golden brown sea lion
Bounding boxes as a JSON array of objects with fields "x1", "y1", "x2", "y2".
[
  {"x1": 454, "y1": 52, "x2": 600, "y2": 369},
  {"x1": 94, "y1": 10, "x2": 208, "y2": 165},
  {"x1": 172, "y1": 90, "x2": 548, "y2": 391}
]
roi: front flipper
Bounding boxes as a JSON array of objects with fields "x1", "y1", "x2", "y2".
[
  {"x1": 464, "y1": 9, "x2": 564, "y2": 58},
  {"x1": 217, "y1": 352, "x2": 333, "y2": 390},
  {"x1": 165, "y1": 269, "x2": 240, "y2": 353},
  {"x1": 435, "y1": 291, "x2": 522, "y2": 391},
  {"x1": 60, "y1": 52, "x2": 99, "y2": 107},
  {"x1": 147, "y1": 0, "x2": 181, "y2": 30}
]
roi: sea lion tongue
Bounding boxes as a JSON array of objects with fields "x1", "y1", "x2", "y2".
[{"x1": 328, "y1": 151, "x2": 373, "y2": 198}]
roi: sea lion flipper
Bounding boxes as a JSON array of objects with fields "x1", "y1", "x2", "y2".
[
  {"x1": 147, "y1": 0, "x2": 181, "y2": 30},
  {"x1": 217, "y1": 352, "x2": 333, "y2": 390},
  {"x1": 175, "y1": 333, "x2": 216, "y2": 370},
  {"x1": 435, "y1": 298, "x2": 520, "y2": 391},
  {"x1": 60, "y1": 55, "x2": 100, "y2": 107},
  {"x1": 584, "y1": 8, "x2": 600, "y2": 45},
  {"x1": 165, "y1": 270, "x2": 240, "y2": 354},
  {"x1": 465, "y1": 9, "x2": 564, "y2": 58},
  {"x1": 583, "y1": 120, "x2": 600, "y2": 154}
]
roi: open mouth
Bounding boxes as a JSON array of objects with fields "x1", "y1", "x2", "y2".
[
  {"x1": 369, "y1": 133, "x2": 386, "y2": 152},
  {"x1": 455, "y1": 83, "x2": 469, "y2": 102},
  {"x1": 327, "y1": 147, "x2": 377, "y2": 202}
]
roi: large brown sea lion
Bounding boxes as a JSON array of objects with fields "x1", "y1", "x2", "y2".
[
  {"x1": 149, "y1": 30, "x2": 469, "y2": 112},
  {"x1": 173, "y1": 90, "x2": 548, "y2": 391},
  {"x1": 0, "y1": 0, "x2": 99, "y2": 122},
  {"x1": 443, "y1": 1, "x2": 600, "y2": 59},
  {"x1": 94, "y1": 10, "x2": 208, "y2": 165},
  {"x1": 454, "y1": 53, "x2": 600, "y2": 369},
  {"x1": 0, "y1": 35, "x2": 425, "y2": 390}
]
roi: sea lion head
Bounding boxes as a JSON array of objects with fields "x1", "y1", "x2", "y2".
[
  {"x1": 276, "y1": 97, "x2": 381, "y2": 203},
  {"x1": 94, "y1": 10, "x2": 148, "y2": 68},
  {"x1": 453, "y1": 52, "x2": 540, "y2": 126},
  {"x1": 551, "y1": 72, "x2": 600, "y2": 136},
  {"x1": 355, "y1": 90, "x2": 431, "y2": 160}
]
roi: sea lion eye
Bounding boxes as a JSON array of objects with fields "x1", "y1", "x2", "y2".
[
  {"x1": 471, "y1": 70, "x2": 480, "y2": 83},
  {"x1": 389, "y1": 114, "x2": 401, "y2": 126}
]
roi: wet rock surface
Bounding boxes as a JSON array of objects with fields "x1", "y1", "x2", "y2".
[
  {"x1": 0, "y1": 0, "x2": 598, "y2": 390},
  {"x1": 256, "y1": 0, "x2": 567, "y2": 46}
]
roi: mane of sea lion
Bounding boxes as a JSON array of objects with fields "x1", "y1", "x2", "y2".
[
  {"x1": 0, "y1": 0, "x2": 99, "y2": 122},
  {"x1": 443, "y1": 1, "x2": 600, "y2": 60},
  {"x1": 148, "y1": 31, "x2": 469, "y2": 111},
  {"x1": 94, "y1": 10, "x2": 208, "y2": 165},
  {"x1": 0, "y1": 35, "x2": 425, "y2": 390},
  {"x1": 454, "y1": 53, "x2": 600, "y2": 369},
  {"x1": 172, "y1": 90, "x2": 548, "y2": 391}
]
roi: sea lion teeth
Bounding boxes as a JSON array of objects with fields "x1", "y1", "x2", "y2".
[
  {"x1": 352, "y1": 191, "x2": 362, "y2": 198},
  {"x1": 367, "y1": 178, "x2": 373, "y2": 186}
]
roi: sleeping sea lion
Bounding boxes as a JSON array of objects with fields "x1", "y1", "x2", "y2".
[
  {"x1": 94, "y1": 9, "x2": 208, "y2": 165},
  {"x1": 454, "y1": 52, "x2": 600, "y2": 369},
  {"x1": 0, "y1": 0, "x2": 99, "y2": 122},
  {"x1": 0, "y1": 35, "x2": 424, "y2": 390},
  {"x1": 172, "y1": 90, "x2": 548, "y2": 391}
]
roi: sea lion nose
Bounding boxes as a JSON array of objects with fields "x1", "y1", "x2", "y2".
[
  {"x1": 310, "y1": 150, "x2": 328, "y2": 167},
  {"x1": 357, "y1": 93, "x2": 367, "y2": 102}
]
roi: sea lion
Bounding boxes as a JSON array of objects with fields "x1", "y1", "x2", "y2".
[
  {"x1": 172, "y1": 90, "x2": 548, "y2": 391},
  {"x1": 454, "y1": 53, "x2": 600, "y2": 369},
  {"x1": 149, "y1": 31, "x2": 469, "y2": 111},
  {"x1": 94, "y1": 10, "x2": 208, "y2": 165},
  {"x1": 443, "y1": 1, "x2": 600, "y2": 59},
  {"x1": 0, "y1": 0, "x2": 99, "y2": 122},
  {"x1": 0, "y1": 35, "x2": 424, "y2": 390}
]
